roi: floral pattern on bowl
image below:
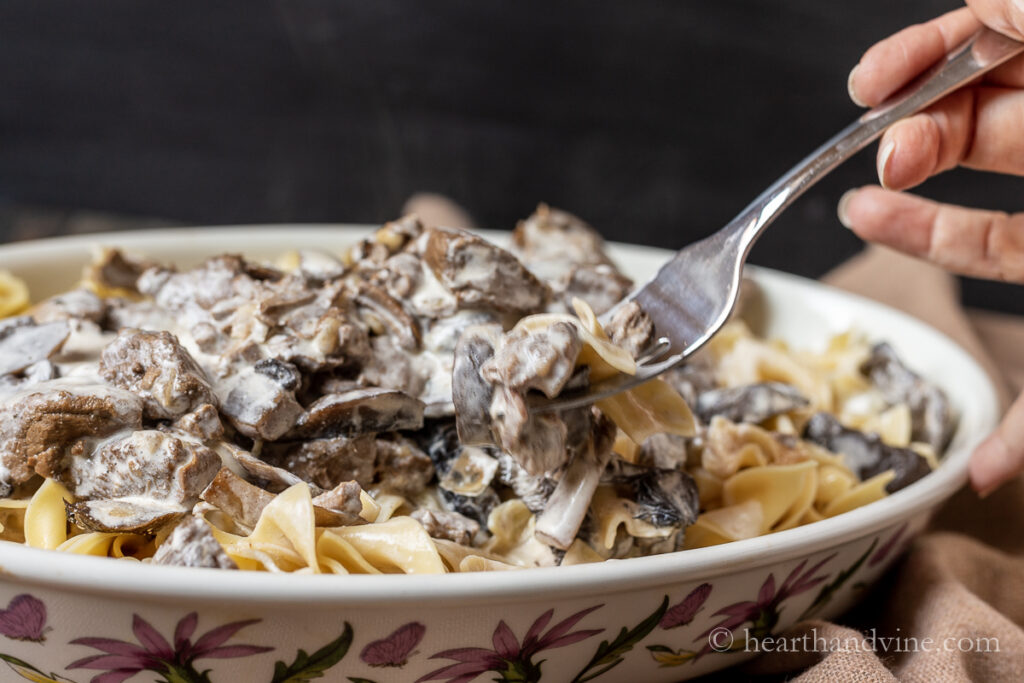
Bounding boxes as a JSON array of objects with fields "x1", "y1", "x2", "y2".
[{"x1": 0, "y1": 522, "x2": 919, "y2": 683}]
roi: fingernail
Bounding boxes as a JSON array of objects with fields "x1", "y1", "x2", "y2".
[
  {"x1": 837, "y1": 189, "x2": 858, "y2": 229},
  {"x1": 847, "y1": 65, "x2": 866, "y2": 107},
  {"x1": 877, "y1": 139, "x2": 896, "y2": 189}
]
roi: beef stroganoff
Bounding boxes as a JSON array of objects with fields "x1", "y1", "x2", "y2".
[{"x1": 0, "y1": 206, "x2": 954, "y2": 573}]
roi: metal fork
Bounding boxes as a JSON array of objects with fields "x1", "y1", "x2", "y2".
[{"x1": 534, "y1": 27, "x2": 1024, "y2": 413}]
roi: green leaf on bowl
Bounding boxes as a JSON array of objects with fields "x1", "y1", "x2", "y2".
[
  {"x1": 571, "y1": 595, "x2": 669, "y2": 683},
  {"x1": 271, "y1": 623, "x2": 353, "y2": 683}
]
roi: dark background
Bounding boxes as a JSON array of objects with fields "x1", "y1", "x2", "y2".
[{"x1": 0, "y1": 0, "x2": 1020, "y2": 312}]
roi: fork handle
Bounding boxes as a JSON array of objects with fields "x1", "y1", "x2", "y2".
[{"x1": 726, "y1": 27, "x2": 1024, "y2": 256}]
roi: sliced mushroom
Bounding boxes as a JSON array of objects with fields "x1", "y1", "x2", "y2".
[
  {"x1": 489, "y1": 386, "x2": 568, "y2": 475},
  {"x1": 354, "y1": 282, "x2": 421, "y2": 351},
  {"x1": 356, "y1": 335, "x2": 423, "y2": 399},
  {"x1": 696, "y1": 382, "x2": 809, "y2": 425},
  {"x1": 453, "y1": 324, "x2": 503, "y2": 445},
  {"x1": 437, "y1": 446, "x2": 499, "y2": 497},
  {"x1": 803, "y1": 412, "x2": 932, "y2": 493},
  {"x1": 254, "y1": 358, "x2": 302, "y2": 391},
  {"x1": 422, "y1": 226, "x2": 549, "y2": 313},
  {"x1": 67, "y1": 499, "x2": 185, "y2": 534},
  {"x1": 293, "y1": 387, "x2": 424, "y2": 438},
  {"x1": 439, "y1": 487, "x2": 501, "y2": 527},
  {"x1": 226, "y1": 446, "x2": 324, "y2": 496},
  {"x1": 85, "y1": 248, "x2": 157, "y2": 293},
  {"x1": 636, "y1": 433, "x2": 691, "y2": 470},
  {"x1": 493, "y1": 450, "x2": 557, "y2": 513},
  {"x1": 100, "y1": 329, "x2": 216, "y2": 420},
  {"x1": 861, "y1": 342, "x2": 955, "y2": 451},
  {"x1": 151, "y1": 516, "x2": 238, "y2": 569},
  {"x1": 615, "y1": 464, "x2": 700, "y2": 528},
  {"x1": 0, "y1": 360, "x2": 58, "y2": 397},
  {"x1": 257, "y1": 287, "x2": 316, "y2": 319},
  {"x1": 535, "y1": 411, "x2": 617, "y2": 550},
  {"x1": 0, "y1": 318, "x2": 70, "y2": 376}
]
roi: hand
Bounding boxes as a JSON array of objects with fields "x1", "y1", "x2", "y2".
[{"x1": 838, "y1": 3, "x2": 1024, "y2": 496}]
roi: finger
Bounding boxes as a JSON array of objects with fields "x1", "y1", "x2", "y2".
[
  {"x1": 875, "y1": 90, "x2": 974, "y2": 190},
  {"x1": 877, "y1": 86, "x2": 1024, "y2": 188},
  {"x1": 849, "y1": 8, "x2": 980, "y2": 107},
  {"x1": 970, "y1": 388, "x2": 1024, "y2": 495},
  {"x1": 967, "y1": 0, "x2": 1024, "y2": 40},
  {"x1": 837, "y1": 186, "x2": 1024, "y2": 282}
]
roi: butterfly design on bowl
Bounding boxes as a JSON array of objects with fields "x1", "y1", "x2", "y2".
[{"x1": 360, "y1": 622, "x2": 427, "y2": 668}]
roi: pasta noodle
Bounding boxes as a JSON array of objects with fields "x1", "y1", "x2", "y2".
[{"x1": 0, "y1": 269, "x2": 29, "y2": 318}]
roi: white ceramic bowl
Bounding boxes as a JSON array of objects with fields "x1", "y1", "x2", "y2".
[{"x1": 0, "y1": 227, "x2": 999, "y2": 683}]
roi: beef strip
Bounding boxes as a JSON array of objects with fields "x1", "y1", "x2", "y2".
[
  {"x1": 100, "y1": 329, "x2": 215, "y2": 420},
  {"x1": 262, "y1": 435, "x2": 377, "y2": 490},
  {"x1": 480, "y1": 322, "x2": 582, "y2": 398},
  {"x1": 604, "y1": 301, "x2": 654, "y2": 358},
  {"x1": 151, "y1": 516, "x2": 238, "y2": 569},
  {"x1": 562, "y1": 264, "x2": 634, "y2": 316},
  {"x1": 214, "y1": 365, "x2": 304, "y2": 441},
  {"x1": 169, "y1": 404, "x2": 225, "y2": 443},
  {"x1": 411, "y1": 508, "x2": 480, "y2": 546},
  {"x1": 0, "y1": 384, "x2": 143, "y2": 489},
  {"x1": 511, "y1": 204, "x2": 615, "y2": 281},
  {"x1": 311, "y1": 481, "x2": 368, "y2": 524},
  {"x1": 372, "y1": 436, "x2": 434, "y2": 495},
  {"x1": 62, "y1": 430, "x2": 220, "y2": 504},
  {"x1": 60, "y1": 430, "x2": 220, "y2": 534}
]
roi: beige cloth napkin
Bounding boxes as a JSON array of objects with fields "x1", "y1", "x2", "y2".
[{"x1": 404, "y1": 195, "x2": 1024, "y2": 681}]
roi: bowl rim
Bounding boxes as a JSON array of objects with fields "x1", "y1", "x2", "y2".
[{"x1": 0, "y1": 225, "x2": 1000, "y2": 607}]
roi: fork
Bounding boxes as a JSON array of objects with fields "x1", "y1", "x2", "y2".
[{"x1": 534, "y1": 27, "x2": 1024, "y2": 413}]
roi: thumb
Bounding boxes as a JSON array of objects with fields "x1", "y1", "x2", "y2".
[{"x1": 969, "y1": 388, "x2": 1024, "y2": 495}]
